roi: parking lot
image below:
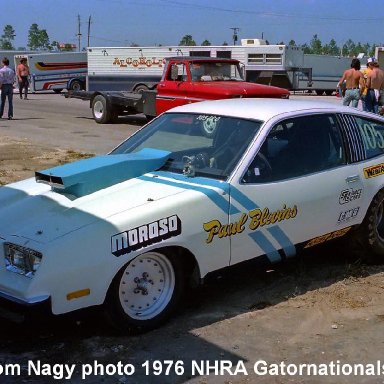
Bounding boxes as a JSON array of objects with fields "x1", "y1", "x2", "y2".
[{"x1": 0, "y1": 92, "x2": 384, "y2": 384}]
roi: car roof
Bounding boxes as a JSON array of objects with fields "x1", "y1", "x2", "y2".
[{"x1": 167, "y1": 98, "x2": 364, "y2": 122}]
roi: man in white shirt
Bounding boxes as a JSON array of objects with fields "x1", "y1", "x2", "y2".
[{"x1": 0, "y1": 57, "x2": 16, "y2": 120}]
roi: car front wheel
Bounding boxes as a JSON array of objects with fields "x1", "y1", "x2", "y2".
[{"x1": 104, "y1": 251, "x2": 184, "y2": 332}]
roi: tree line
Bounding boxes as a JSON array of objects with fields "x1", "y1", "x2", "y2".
[{"x1": 0, "y1": 24, "x2": 379, "y2": 57}]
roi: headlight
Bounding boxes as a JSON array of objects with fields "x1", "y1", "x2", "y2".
[{"x1": 4, "y1": 243, "x2": 42, "y2": 278}]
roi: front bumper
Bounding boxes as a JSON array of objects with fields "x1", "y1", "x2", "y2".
[{"x1": 0, "y1": 291, "x2": 51, "y2": 323}]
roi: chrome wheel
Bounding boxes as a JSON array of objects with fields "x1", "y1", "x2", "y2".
[
  {"x1": 118, "y1": 252, "x2": 175, "y2": 321},
  {"x1": 93, "y1": 100, "x2": 104, "y2": 120}
]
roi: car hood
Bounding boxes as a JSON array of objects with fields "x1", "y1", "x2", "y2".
[
  {"x1": 0, "y1": 149, "x2": 194, "y2": 244},
  {"x1": 194, "y1": 81, "x2": 289, "y2": 97}
]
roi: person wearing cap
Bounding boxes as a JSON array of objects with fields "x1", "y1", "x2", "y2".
[
  {"x1": 337, "y1": 58, "x2": 364, "y2": 108},
  {"x1": 16, "y1": 57, "x2": 30, "y2": 100},
  {"x1": 365, "y1": 57, "x2": 384, "y2": 114}
]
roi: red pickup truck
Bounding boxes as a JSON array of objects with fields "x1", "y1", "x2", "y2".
[{"x1": 67, "y1": 57, "x2": 289, "y2": 124}]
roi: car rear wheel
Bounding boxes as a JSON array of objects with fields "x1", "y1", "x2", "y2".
[
  {"x1": 104, "y1": 251, "x2": 184, "y2": 332},
  {"x1": 354, "y1": 189, "x2": 384, "y2": 260}
]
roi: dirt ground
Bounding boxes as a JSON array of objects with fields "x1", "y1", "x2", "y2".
[{"x1": 1, "y1": 135, "x2": 384, "y2": 384}]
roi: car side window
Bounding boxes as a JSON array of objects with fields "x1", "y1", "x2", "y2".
[
  {"x1": 243, "y1": 114, "x2": 346, "y2": 183},
  {"x1": 354, "y1": 116, "x2": 384, "y2": 159}
]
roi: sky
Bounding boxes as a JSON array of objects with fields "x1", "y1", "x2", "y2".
[{"x1": 2, "y1": 0, "x2": 384, "y2": 50}]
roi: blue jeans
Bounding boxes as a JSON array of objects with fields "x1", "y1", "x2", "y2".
[
  {"x1": 342, "y1": 88, "x2": 360, "y2": 108},
  {"x1": 365, "y1": 89, "x2": 379, "y2": 114},
  {"x1": 0, "y1": 84, "x2": 13, "y2": 118}
]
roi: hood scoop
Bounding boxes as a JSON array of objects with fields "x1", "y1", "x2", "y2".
[{"x1": 35, "y1": 148, "x2": 171, "y2": 198}]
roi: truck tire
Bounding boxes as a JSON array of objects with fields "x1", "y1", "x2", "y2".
[
  {"x1": 104, "y1": 251, "x2": 184, "y2": 333},
  {"x1": 134, "y1": 84, "x2": 149, "y2": 93},
  {"x1": 70, "y1": 80, "x2": 83, "y2": 91},
  {"x1": 92, "y1": 95, "x2": 112, "y2": 124}
]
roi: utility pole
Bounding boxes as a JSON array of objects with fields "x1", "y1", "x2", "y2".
[
  {"x1": 230, "y1": 27, "x2": 240, "y2": 45},
  {"x1": 87, "y1": 15, "x2": 92, "y2": 47},
  {"x1": 77, "y1": 14, "x2": 82, "y2": 52}
]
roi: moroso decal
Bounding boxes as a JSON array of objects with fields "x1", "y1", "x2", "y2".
[
  {"x1": 364, "y1": 163, "x2": 384, "y2": 179},
  {"x1": 304, "y1": 227, "x2": 351, "y2": 249},
  {"x1": 203, "y1": 204, "x2": 297, "y2": 244},
  {"x1": 111, "y1": 215, "x2": 181, "y2": 256},
  {"x1": 339, "y1": 188, "x2": 362, "y2": 204}
]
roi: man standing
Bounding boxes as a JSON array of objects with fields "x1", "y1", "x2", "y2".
[
  {"x1": 337, "y1": 58, "x2": 364, "y2": 108},
  {"x1": 0, "y1": 57, "x2": 15, "y2": 120},
  {"x1": 365, "y1": 57, "x2": 384, "y2": 114},
  {"x1": 16, "y1": 58, "x2": 30, "y2": 100}
]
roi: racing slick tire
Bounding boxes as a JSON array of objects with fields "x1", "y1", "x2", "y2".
[
  {"x1": 104, "y1": 251, "x2": 185, "y2": 333},
  {"x1": 92, "y1": 95, "x2": 112, "y2": 124},
  {"x1": 354, "y1": 189, "x2": 384, "y2": 261}
]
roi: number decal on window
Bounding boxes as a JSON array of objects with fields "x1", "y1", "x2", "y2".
[{"x1": 359, "y1": 123, "x2": 384, "y2": 150}]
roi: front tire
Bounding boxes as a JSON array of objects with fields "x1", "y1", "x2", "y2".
[{"x1": 104, "y1": 251, "x2": 184, "y2": 332}]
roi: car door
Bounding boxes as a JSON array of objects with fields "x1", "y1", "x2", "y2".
[{"x1": 229, "y1": 113, "x2": 365, "y2": 265}]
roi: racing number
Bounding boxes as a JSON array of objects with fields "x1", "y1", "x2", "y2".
[{"x1": 359, "y1": 123, "x2": 384, "y2": 150}]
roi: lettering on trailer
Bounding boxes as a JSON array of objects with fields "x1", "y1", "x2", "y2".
[
  {"x1": 203, "y1": 204, "x2": 298, "y2": 244},
  {"x1": 364, "y1": 163, "x2": 384, "y2": 179},
  {"x1": 112, "y1": 57, "x2": 166, "y2": 68},
  {"x1": 111, "y1": 215, "x2": 181, "y2": 256}
]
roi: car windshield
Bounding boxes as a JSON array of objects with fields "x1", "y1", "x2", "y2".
[
  {"x1": 111, "y1": 113, "x2": 262, "y2": 180},
  {"x1": 190, "y1": 62, "x2": 244, "y2": 81}
]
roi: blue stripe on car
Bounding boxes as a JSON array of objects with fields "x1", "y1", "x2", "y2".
[{"x1": 139, "y1": 174, "x2": 238, "y2": 214}]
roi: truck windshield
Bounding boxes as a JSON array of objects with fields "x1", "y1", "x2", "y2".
[
  {"x1": 111, "y1": 113, "x2": 262, "y2": 180},
  {"x1": 190, "y1": 62, "x2": 244, "y2": 82}
]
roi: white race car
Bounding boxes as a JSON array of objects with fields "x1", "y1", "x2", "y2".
[{"x1": 1, "y1": 98, "x2": 384, "y2": 332}]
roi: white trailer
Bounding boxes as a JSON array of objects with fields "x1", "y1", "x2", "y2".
[
  {"x1": 297, "y1": 54, "x2": 352, "y2": 95},
  {"x1": 15, "y1": 52, "x2": 87, "y2": 93},
  {"x1": 0, "y1": 50, "x2": 36, "y2": 71},
  {"x1": 86, "y1": 39, "x2": 350, "y2": 94},
  {"x1": 375, "y1": 47, "x2": 384, "y2": 68}
]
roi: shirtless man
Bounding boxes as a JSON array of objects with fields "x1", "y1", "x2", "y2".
[
  {"x1": 16, "y1": 58, "x2": 30, "y2": 100},
  {"x1": 337, "y1": 58, "x2": 364, "y2": 108},
  {"x1": 365, "y1": 57, "x2": 384, "y2": 113}
]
